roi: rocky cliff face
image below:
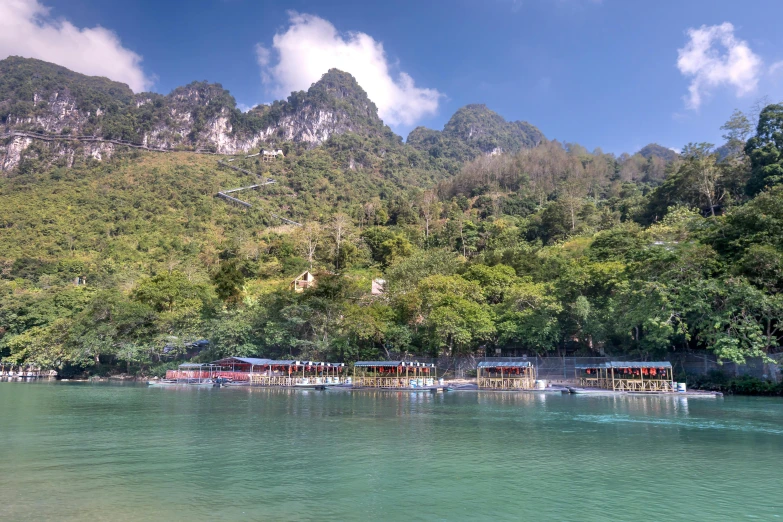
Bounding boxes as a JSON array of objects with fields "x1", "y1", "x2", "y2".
[{"x1": 0, "y1": 58, "x2": 391, "y2": 171}]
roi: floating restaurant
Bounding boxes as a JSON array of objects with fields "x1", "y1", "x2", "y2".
[
  {"x1": 352, "y1": 361, "x2": 437, "y2": 388},
  {"x1": 165, "y1": 357, "x2": 346, "y2": 386},
  {"x1": 249, "y1": 360, "x2": 346, "y2": 386},
  {"x1": 477, "y1": 361, "x2": 537, "y2": 390},
  {"x1": 575, "y1": 361, "x2": 674, "y2": 392},
  {"x1": 166, "y1": 363, "x2": 222, "y2": 383}
]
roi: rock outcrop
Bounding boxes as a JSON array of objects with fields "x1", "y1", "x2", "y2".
[{"x1": 0, "y1": 57, "x2": 392, "y2": 171}]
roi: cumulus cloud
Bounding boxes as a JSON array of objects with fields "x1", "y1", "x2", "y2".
[
  {"x1": 256, "y1": 13, "x2": 441, "y2": 126},
  {"x1": 677, "y1": 22, "x2": 762, "y2": 110},
  {"x1": 0, "y1": 0, "x2": 151, "y2": 92}
]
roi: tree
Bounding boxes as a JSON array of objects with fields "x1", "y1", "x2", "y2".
[
  {"x1": 414, "y1": 274, "x2": 495, "y2": 355},
  {"x1": 133, "y1": 271, "x2": 209, "y2": 313},
  {"x1": 681, "y1": 143, "x2": 722, "y2": 217},
  {"x1": 328, "y1": 213, "x2": 354, "y2": 270},
  {"x1": 295, "y1": 222, "x2": 322, "y2": 269},
  {"x1": 418, "y1": 190, "x2": 439, "y2": 245},
  {"x1": 721, "y1": 109, "x2": 752, "y2": 156},
  {"x1": 745, "y1": 104, "x2": 783, "y2": 195},
  {"x1": 496, "y1": 281, "x2": 562, "y2": 353},
  {"x1": 212, "y1": 261, "x2": 245, "y2": 304}
]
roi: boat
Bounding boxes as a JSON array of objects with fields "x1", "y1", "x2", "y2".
[
  {"x1": 147, "y1": 379, "x2": 215, "y2": 387},
  {"x1": 293, "y1": 379, "x2": 334, "y2": 390},
  {"x1": 566, "y1": 386, "x2": 617, "y2": 395}
]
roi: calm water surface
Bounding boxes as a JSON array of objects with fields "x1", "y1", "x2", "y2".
[{"x1": 1, "y1": 382, "x2": 781, "y2": 521}]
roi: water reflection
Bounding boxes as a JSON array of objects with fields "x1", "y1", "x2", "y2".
[{"x1": 2, "y1": 383, "x2": 781, "y2": 521}]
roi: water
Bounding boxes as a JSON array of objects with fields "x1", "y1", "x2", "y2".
[{"x1": 1, "y1": 383, "x2": 781, "y2": 521}]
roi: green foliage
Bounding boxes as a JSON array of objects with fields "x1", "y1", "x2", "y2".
[
  {"x1": 687, "y1": 370, "x2": 783, "y2": 396},
  {"x1": 745, "y1": 104, "x2": 783, "y2": 195},
  {"x1": 1, "y1": 73, "x2": 781, "y2": 375},
  {"x1": 408, "y1": 104, "x2": 545, "y2": 165}
]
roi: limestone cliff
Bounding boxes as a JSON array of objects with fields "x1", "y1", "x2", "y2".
[{"x1": 0, "y1": 57, "x2": 391, "y2": 171}]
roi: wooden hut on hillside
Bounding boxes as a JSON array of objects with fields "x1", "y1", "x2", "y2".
[
  {"x1": 575, "y1": 361, "x2": 674, "y2": 392},
  {"x1": 290, "y1": 271, "x2": 316, "y2": 293},
  {"x1": 262, "y1": 149, "x2": 285, "y2": 162},
  {"x1": 353, "y1": 361, "x2": 436, "y2": 388},
  {"x1": 477, "y1": 361, "x2": 537, "y2": 390}
]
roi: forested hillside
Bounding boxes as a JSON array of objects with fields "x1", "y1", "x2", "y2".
[{"x1": 0, "y1": 60, "x2": 781, "y2": 377}]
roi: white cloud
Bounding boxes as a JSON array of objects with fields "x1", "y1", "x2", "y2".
[
  {"x1": 0, "y1": 0, "x2": 151, "y2": 92},
  {"x1": 769, "y1": 61, "x2": 783, "y2": 76},
  {"x1": 256, "y1": 12, "x2": 441, "y2": 126},
  {"x1": 677, "y1": 22, "x2": 762, "y2": 110}
]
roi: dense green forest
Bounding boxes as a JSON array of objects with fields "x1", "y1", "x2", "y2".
[{"x1": 1, "y1": 97, "x2": 782, "y2": 376}]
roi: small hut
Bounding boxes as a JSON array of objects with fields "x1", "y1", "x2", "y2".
[
  {"x1": 575, "y1": 361, "x2": 674, "y2": 392},
  {"x1": 477, "y1": 361, "x2": 536, "y2": 390},
  {"x1": 353, "y1": 361, "x2": 436, "y2": 388},
  {"x1": 291, "y1": 271, "x2": 316, "y2": 293},
  {"x1": 371, "y1": 278, "x2": 386, "y2": 295}
]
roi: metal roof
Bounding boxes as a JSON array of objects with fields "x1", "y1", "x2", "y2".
[
  {"x1": 354, "y1": 361, "x2": 435, "y2": 368},
  {"x1": 609, "y1": 361, "x2": 672, "y2": 369},
  {"x1": 211, "y1": 357, "x2": 273, "y2": 366},
  {"x1": 266, "y1": 360, "x2": 346, "y2": 367},
  {"x1": 574, "y1": 363, "x2": 610, "y2": 369},
  {"x1": 575, "y1": 361, "x2": 672, "y2": 369},
  {"x1": 178, "y1": 363, "x2": 207, "y2": 368},
  {"x1": 477, "y1": 361, "x2": 532, "y2": 368}
]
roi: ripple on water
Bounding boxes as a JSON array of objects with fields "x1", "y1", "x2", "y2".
[{"x1": 1, "y1": 383, "x2": 782, "y2": 521}]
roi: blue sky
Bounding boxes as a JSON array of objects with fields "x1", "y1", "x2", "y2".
[{"x1": 4, "y1": 0, "x2": 783, "y2": 154}]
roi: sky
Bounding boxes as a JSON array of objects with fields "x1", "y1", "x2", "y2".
[{"x1": 2, "y1": 0, "x2": 783, "y2": 155}]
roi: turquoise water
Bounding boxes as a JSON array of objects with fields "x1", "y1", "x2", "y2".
[{"x1": 1, "y1": 383, "x2": 781, "y2": 521}]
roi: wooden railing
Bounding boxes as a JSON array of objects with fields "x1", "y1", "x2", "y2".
[
  {"x1": 478, "y1": 377, "x2": 536, "y2": 390},
  {"x1": 612, "y1": 378, "x2": 674, "y2": 392},
  {"x1": 578, "y1": 377, "x2": 611, "y2": 388},
  {"x1": 579, "y1": 377, "x2": 674, "y2": 392},
  {"x1": 249, "y1": 375, "x2": 346, "y2": 386},
  {"x1": 353, "y1": 377, "x2": 434, "y2": 388}
]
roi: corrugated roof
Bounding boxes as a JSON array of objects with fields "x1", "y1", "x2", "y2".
[
  {"x1": 266, "y1": 361, "x2": 344, "y2": 367},
  {"x1": 609, "y1": 361, "x2": 672, "y2": 369},
  {"x1": 211, "y1": 357, "x2": 273, "y2": 366},
  {"x1": 355, "y1": 361, "x2": 403, "y2": 367},
  {"x1": 477, "y1": 361, "x2": 532, "y2": 368},
  {"x1": 354, "y1": 361, "x2": 435, "y2": 368},
  {"x1": 575, "y1": 362, "x2": 672, "y2": 369}
]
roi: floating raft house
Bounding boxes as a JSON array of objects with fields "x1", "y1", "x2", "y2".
[
  {"x1": 248, "y1": 360, "x2": 346, "y2": 386},
  {"x1": 477, "y1": 361, "x2": 537, "y2": 390},
  {"x1": 167, "y1": 363, "x2": 222, "y2": 383},
  {"x1": 353, "y1": 361, "x2": 436, "y2": 388},
  {"x1": 575, "y1": 361, "x2": 674, "y2": 392}
]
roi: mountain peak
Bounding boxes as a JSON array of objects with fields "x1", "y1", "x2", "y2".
[
  {"x1": 0, "y1": 59, "x2": 399, "y2": 168},
  {"x1": 637, "y1": 143, "x2": 678, "y2": 162},
  {"x1": 407, "y1": 104, "x2": 545, "y2": 162},
  {"x1": 295, "y1": 69, "x2": 383, "y2": 131}
]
